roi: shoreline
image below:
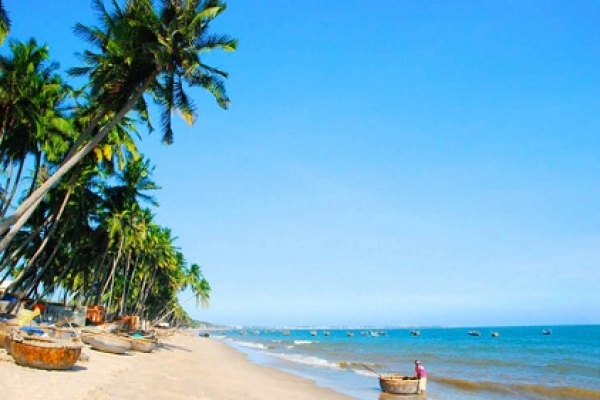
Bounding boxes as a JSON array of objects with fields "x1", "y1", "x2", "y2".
[{"x1": 0, "y1": 331, "x2": 355, "y2": 400}]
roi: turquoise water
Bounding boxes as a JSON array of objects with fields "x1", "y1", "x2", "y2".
[{"x1": 210, "y1": 325, "x2": 600, "y2": 400}]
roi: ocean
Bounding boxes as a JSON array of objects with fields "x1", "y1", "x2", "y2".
[{"x1": 207, "y1": 325, "x2": 600, "y2": 400}]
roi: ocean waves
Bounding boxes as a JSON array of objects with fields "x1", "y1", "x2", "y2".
[
  {"x1": 435, "y1": 376, "x2": 600, "y2": 400},
  {"x1": 216, "y1": 325, "x2": 600, "y2": 399}
]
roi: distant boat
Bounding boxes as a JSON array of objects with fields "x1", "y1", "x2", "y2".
[
  {"x1": 310, "y1": 330, "x2": 317, "y2": 336},
  {"x1": 323, "y1": 331, "x2": 330, "y2": 337},
  {"x1": 369, "y1": 331, "x2": 382, "y2": 337},
  {"x1": 468, "y1": 330, "x2": 481, "y2": 337},
  {"x1": 346, "y1": 332, "x2": 354, "y2": 337},
  {"x1": 542, "y1": 329, "x2": 552, "y2": 335},
  {"x1": 410, "y1": 330, "x2": 420, "y2": 336},
  {"x1": 491, "y1": 331, "x2": 500, "y2": 337}
]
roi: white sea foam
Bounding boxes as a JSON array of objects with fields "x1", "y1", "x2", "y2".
[
  {"x1": 271, "y1": 352, "x2": 340, "y2": 369},
  {"x1": 293, "y1": 340, "x2": 315, "y2": 345},
  {"x1": 354, "y1": 369, "x2": 376, "y2": 377},
  {"x1": 233, "y1": 341, "x2": 268, "y2": 350}
]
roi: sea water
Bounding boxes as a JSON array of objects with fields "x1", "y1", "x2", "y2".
[{"x1": 208, "y1": 325, "x2": 600, "y2": 400}]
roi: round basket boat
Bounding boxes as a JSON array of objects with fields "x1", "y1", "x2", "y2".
[
  {"x1": 129, "y1": 337, "x2": 157, "y2": 353},
  {"x1": 8, "y1": 334, "x2": 83, "y2": 370},
  {"x1": 82, "y1": 332, "x2": 132, "y2": 354},
  {"x1": 378, "y1": 374, "x2": 420, "y2": 395}
]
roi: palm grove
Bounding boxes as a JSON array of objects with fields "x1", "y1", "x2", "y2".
[{"x1": 0, "y1": 0, "x2": 236, "y2": 325}]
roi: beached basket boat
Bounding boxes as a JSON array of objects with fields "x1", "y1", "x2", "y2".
[
  {"x1": 378, "y1": 374, "x2": 420, "y2": 395},
  {"x1": 0, "y1": 323, "x2": 12, "y2": 350},
  {"x1": 82, "y1": 332, "x2": 132, "y2": 354},
  {"x1": 8, "y1": 333, "x2": 82, "y2": 370},
  {"x1": 128, "y1": 337, "x2": 157, "y2": 353}
]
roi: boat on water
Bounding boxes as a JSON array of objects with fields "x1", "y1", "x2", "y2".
[
  {"x1": 410, "y1": 330, "x2": 420, "y2": 336},
  {"x1": 542, "y1": 329, "x2": 552, "y2": 335},
  {"x1": 378, "y1": 374, "x2": 421, "y2": 395},
  {"x1": 310, "y1": 330, "x2": 317, "y2": 336},
  {"x1": 468, "y1": 330, "x2": 481, "y2": 336},
  {"x1": 8, "y1": 331, "x2": 82, "y2": 370},
  {"x1": 346, "y1": 331, "x2": 354, "y2": 337},
  {"x1": 491, "y1": 331, "x2": 500, "y2": 337}
]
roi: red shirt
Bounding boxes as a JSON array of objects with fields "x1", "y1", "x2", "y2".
[{"x1": 416, "y1": 365, "x2": 427, "y2": 378}]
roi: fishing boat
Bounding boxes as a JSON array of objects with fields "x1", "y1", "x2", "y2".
[
  {"x1": 468, "y1": 330, "x2": 481, "y2": 336},
  {"x1": 378, "y1": 374, "x2": 421, "y2": 395},
  {"x1": 542, "y1": 329, "x2": 552, "y2": 335},
  {"x1": 491, "y1": 331, "x2": 500, "y2": 337},
  {"x1": 81, "y1": 332, "x2": 132, "y2": 354},
  {"x1": 410, "y1": 330, "x2": 420, "y2": 336},
  {"x1": 8, "y1": 332, "x2": 82, "y2": 370}
]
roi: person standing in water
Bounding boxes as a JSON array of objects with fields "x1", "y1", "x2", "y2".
[{"x1": 414, "y1": 360, "x2": 427, "y2": 397}]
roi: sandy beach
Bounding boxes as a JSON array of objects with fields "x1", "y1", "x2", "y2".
[{"x1": 0, "y1": 331, "x2": 354, "y2": 400}]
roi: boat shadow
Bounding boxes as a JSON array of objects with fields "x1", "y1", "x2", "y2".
[
  {"x1": 155, "y1": 342, "x2": 191, "y2": 353},
  {"x1": 378, "y1": 393, "x2": 422, "y2": 400},
  {"x1": 69, "y1": 364, "x2": 89, "y2": 372}
]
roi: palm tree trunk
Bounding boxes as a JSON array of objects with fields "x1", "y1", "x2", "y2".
[
  {"x1": 0, "y1": 160, "x2": 22, "y2": 218},
  {"x1": 35, "y1": 256, "x2": 74, "y2": 301},
  {"x1": 121, "y1": 252, "x2": 140, "y2": 315},
  {"x1": 118, "y1": 250, "x2": 132, "y2": 316},
  {"x1": 135, "y1": 268, "x2": 157, "y2": 317},
  {"x1": 0, "y1": 213, "x2": 53, "y2": 279},
  {"x1": 4, "y1": 158, "x2": 26, "y2": 213},
  {"x1": 23, "y1": 235, "x2": 63, "y2": 297},
  {"x1": 5, "y1": 187, "x2": 72, "y2": 292},
  {"x1": 154, "y1": 294, "x2": 197, "y2": 326}
]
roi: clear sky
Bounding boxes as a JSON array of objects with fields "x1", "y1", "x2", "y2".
[{"x1": 4, "y1": 1, "x2": 600, "y2": 327}]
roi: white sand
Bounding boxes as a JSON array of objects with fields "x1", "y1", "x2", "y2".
[{"x1": 0, "y1": 332, "x2": 355, "y2": 400}]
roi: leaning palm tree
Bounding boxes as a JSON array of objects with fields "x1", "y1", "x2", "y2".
[
  {"x1": 0, "y1": 0, "x2": 236, "y2": 251},
  {"x1": 0, "y1": 39, "x2": 71, "y2": 219},
  {"x1": 0, "y1": 0, "x2": 10, "y2": 45}
]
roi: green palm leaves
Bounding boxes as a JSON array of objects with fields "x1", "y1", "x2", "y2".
[
  {"x1": 70, "y1": 0, "x2": 237, "y2": 143},
  {"x1": 0, "y1": 0, "x2": 10, "y2": 45}
]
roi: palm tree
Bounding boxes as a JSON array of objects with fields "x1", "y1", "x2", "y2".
[
  {"x1": 0, "y1": 0, "x2": 236, "y2": 251},
  {"x1": 184, "y1": 263, "x2": 211, "y2": 308},
  {"x1": 0, "y1": 0, "x2": 10, "y2": 45},
  {"x1": 0, "y1": 39, "x2": 71, "y2": 217}
]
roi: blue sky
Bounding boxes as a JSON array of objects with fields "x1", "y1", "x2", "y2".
[{"x1": 4, "y1": 1, "x2": 600, "y2": 327}]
